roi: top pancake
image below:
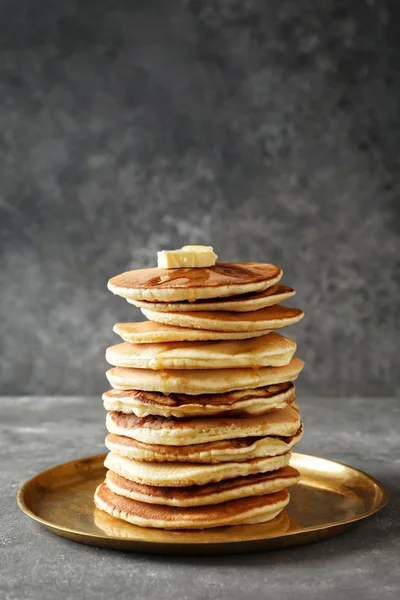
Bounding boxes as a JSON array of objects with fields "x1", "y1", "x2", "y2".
[
  {"x1": 108, "y1": 262, "x2": 282, "y2": 302},
  {"x1": 127, "y1": 284, "x2": 295, "y2": 313}
]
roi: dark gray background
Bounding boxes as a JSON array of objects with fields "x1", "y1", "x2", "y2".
[{"x1": 1, "y1": 0, "x2": 399, "y2": 396}]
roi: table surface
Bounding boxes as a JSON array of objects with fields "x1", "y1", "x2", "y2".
[{"x1": 1, "y1": 395, "x2": 399, "y2": 600}]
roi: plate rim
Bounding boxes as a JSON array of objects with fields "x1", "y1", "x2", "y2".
[{"x1": 17, "y1": 451, "x2": 390, "y2": 546}]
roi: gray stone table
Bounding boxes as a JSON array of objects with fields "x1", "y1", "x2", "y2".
[{"x1": 1, "y1": 396, "x2": 399, "y2": 600}]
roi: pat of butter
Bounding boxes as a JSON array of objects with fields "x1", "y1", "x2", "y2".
[{"x1": 157, "y1": 246, "x2": 218, "y2": 269}]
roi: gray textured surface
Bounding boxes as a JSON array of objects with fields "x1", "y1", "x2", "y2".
[
  {"x1": 1, "y1": 0, "x2": 400, "y2": 396},
  {"x1": 1, "y1": 395, "x2": 399, "y2": 600}
]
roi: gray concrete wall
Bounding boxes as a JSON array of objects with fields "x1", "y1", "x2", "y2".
[{"x1": 1, "y1": 0, "x2": 399, "y2": 396}]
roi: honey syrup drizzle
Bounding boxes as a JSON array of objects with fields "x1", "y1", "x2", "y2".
[{"x1": 144, "y1": 264, "x2": 270, "y2": 288}]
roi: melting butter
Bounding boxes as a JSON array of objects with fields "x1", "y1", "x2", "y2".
[{"x1": 157, "y1": 245, "x2": 217, "y2": 269}]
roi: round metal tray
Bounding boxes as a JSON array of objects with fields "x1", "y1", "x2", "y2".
[{"x1": 17, "y1": 452, "x2": 388, "y2": 554}]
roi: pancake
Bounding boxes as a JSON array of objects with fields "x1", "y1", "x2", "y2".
[
  {"x1": 94, "y1": 506, "x2": 292, "y2": 539},
  {"x1": 114, "y1": 320, "x2": 271, "y2": 343},
  {"x1": 107, "y1": 262, "x2": 282, "y2": 302},
  {"x1": 106, "y1": 356, "x2": 304, "y2": 395},
  {"x1": 104, "y1": 451, "x2": 291, "y2": 486},
  {"x1": 106, "y1": 404, "x2": 300, "y2": 446},
  {"x1": 94, "y1": 483, "x2": 290, "y2": 529},
  {"x1": 141, "y1": 304, "x2": 304, "y2": 332},
  {"x1": 102, "y1": 382, "x2": 296, "y2": 418},
  {"x1": 105, "y1": 333, "x2": 296, "y2": 370},
  {"x1": 127, "y1": 284, "x2": 295, "y2": 313},
  {"x1": 105, "y1": 466, "x2": 300, "y2": 507},
  {"x1": 105, "y1": 424, "x2": 303, "y2": 463}
]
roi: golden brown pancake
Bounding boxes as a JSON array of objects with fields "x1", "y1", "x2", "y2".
[
  {"x1": 94, "y1": 483, "x2": 290, "y2": 529},
  {"x1": 128, "y1": 284, "x2": 295, "y2": 312},
  {"x1": 105, "y1": 466, "x2": 300, "y2": 507},
  {"x1": 105, "y1": 424, "x2": 303, "y2": 463},
  {"x1": 94, "y1": 506, "x2": 292, "y2": 539},
  {"x1": 142, "y1": 304, "x2": 304, "y2": 332},
  {"x1": 113, "y1": 320, "x2": 271, "y2": 343},
  {"x1": 106, "y1": 404, "x2": 300, "y2": 446},
  {"x1": 106, "y1": 357, "x2": 304, "y2": 395},
  {"x1": 105, "y1": 332, "x2": 296, "y2": 370},
  {"x1": 102, "y1": 382, "x2": 296, "y2": 418},
  {"x1": 107, "y1": 262, "x2": 282, "y2": 302},
  {"x1": 104, "y1": 451, "x2": 291, "y2": 486}
]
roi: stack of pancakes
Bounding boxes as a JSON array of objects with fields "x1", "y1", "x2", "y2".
[{"x1": 94, "y1": 262, "x2": 305, "y2": 529}]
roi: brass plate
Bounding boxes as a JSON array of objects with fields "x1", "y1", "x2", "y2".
[{"x1": 17, "y1": 452, "x2": 388, "y2": 555}]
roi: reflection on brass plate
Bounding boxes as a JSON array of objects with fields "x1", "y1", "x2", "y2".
[{"x1": 17, "y1": 452, "x2": 388, "y2": 555}]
